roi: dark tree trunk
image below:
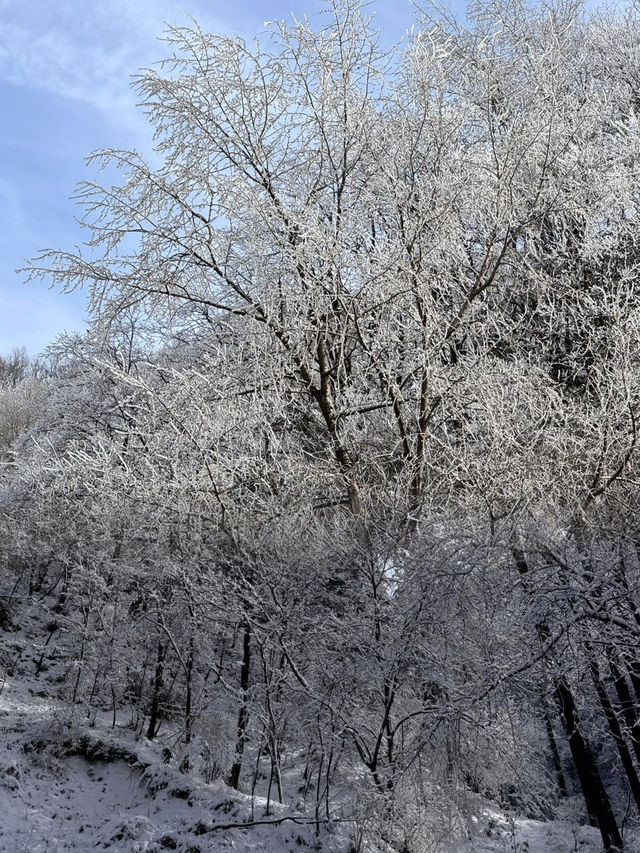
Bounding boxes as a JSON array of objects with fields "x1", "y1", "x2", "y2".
[
  {"x1": 513, "y1": 548, "x2": 623, "y2": 851},
  {"x1": 616, "y1": 552, "x2": 640, "y2": 704},
  {"x1": 554, "y1": 677, "x2": 624, "y2": 852},
  {"x1": 147, "y1": 640, "x2": 166, "y2": 740},
  {"x1": 54, "y1": 566, "x2": 71, "y2": 614},
  {"x1": 228, "y1": 622, "x2": 251, "y2": 790},
  {"x1": 543, "y1": 706, "x2": 568, "y2": 800},
  {"x1": 608, "y1": 647, "x2": 640, "y2": 767},
  {"x1": 588, "y1": 648, "x2": 640, "y2": 811},
  {"x1": 185, "y1": 633, "x2": 194, "y2": 745}
]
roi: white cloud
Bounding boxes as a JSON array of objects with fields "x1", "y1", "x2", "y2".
[{"x1": 0, "y1": 0, "x2": 226, "y2": 135}]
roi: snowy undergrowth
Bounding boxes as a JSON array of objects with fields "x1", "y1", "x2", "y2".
[
  {"x1": 447, "y1": 808, "x2": 603, "y2": 853},
  {"x1": 0, "y1": 594, "x2": 353, "y2": 853},
  {"x1": 0, "y1": 592, "x2": 634, "y2": 853},
  {"x1": 0, "y1": 676, "x2": 352, "y2": 853}
]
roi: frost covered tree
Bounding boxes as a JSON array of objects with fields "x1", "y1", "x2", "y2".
[
  {"x1": 8, "y1": 0, "x2": 640, "y2": 849},
  {"x1": 0, "y1": 349, "x2": 46, "y2": 459}
]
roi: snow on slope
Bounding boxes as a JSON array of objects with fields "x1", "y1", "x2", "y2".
[
  {"x1": 447, "y1": 808, "x2": 602, "y2": 853},
  {"x1": 0, "y1": 597, "x2": 353, "y2": 853},
  {"x1": 0, "y1": 673, "x2": 351, "y2": 852},
  {"x1": 0, "y1": 596, "x2": 630, "y2": 853},
  {"x1": 0, "y1": 667, "x2": 607, "y2": 853}
]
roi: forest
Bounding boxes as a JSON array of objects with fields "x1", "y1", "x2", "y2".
[{"x1": 2, "y1": 0, "x2": 640, "y2": 850}]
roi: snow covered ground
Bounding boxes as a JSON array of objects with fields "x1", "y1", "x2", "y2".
[
  {"x1": 0, "y1": 675, "x2": 350, "y2": 852},
  {"x1": 0, "y1": 598, "x2": 627, "y2": 852},
  {"x1": 0, "y1": 599, "x2": 355, "y2": 853},
  {"x1": 0, "y1": 668, "x2": 607, "y2": 853},
  {"x1": 448, "y1": 809, "x2": 602, "y2": 853}
]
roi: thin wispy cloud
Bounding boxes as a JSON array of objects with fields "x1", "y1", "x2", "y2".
[{"x1": 0, "y1": 0, "x2": 225, "y2": 135}]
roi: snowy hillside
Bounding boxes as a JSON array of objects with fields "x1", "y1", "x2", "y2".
[
  {"x1": 6, "y1": 1, "x2": 640, "y2": 851},
  {"x1": 0, "y1": 596, "x2": 614, "y2": 853},
  {"x1": 0, "y1": 613, "x2": 351, "y2": 852}
]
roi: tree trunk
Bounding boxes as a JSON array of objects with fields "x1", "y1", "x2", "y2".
[
  {"x1": 543, "y1": 705, "x2": 568, "y2": 800},
  {"x1": 147, "y1": 640, "x2": 166, "y2": 740},
  {"x1": 513, "y1": 548, "x2": 623, "y2": 851},
  {"x1": 588, "y1": 648, "x2": 640, "y2": 811},
  {"x1": 228, "y1": 622, "x2": 251, "y2": 790},
  {"x1": 608, "y1": 647, "x2": 640, "y2": 767},
  {"x1": 185, "y1": 633, "x2": 194, "y2": 745},
  {"x1": 554, "y1": 677, "x2": 624, "y2": 851}
]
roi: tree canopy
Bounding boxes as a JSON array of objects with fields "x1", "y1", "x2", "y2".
[{"x1": 4, "y1": 1, "x2": 640, "y2": 849}]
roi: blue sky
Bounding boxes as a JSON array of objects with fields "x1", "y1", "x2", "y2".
[{"x1": 0, "y1": 0, "x2": 443, "y2": 356}]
